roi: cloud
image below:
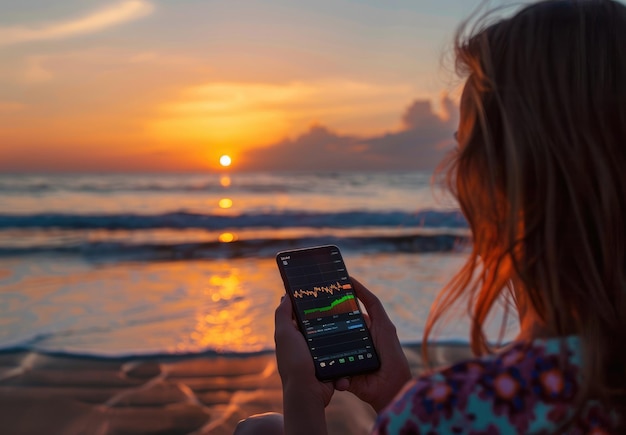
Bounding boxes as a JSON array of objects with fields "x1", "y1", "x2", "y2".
[
  {"x1": 238, "y1": 94, "x2": 458, "y2": 171},
  {"x1": 0, "y1": 1, "x2": 154, "y2": 46},
  {"x1": 147, "y1": 79, "x2": 416, "y2": 156}
]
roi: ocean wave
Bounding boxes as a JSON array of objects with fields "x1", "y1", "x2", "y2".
[
  {"x1": 0, "y1": 232, "x2": 470, "y2": 261},
  {"x1": 0, "y1": 210, "x2": 466, "y2": 230},
  {"x1": 0, "y1": 172, "x2": 428, "y2": 195},
  {"x1": 0, "y1": 180, "x2": 302, "y2": 195}
]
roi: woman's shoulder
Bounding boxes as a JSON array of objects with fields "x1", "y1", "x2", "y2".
[{"x1": 373, "y1": 336, "x2": 611, "y2": 434}]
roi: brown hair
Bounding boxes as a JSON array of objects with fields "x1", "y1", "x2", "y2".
[{"x1": 426, "y1": 0, "x2": 626, "y2": 427}]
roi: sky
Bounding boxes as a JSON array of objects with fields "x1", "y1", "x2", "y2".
[{"x1": 0, "y1": 0, "x2": 510, "y2": 172}]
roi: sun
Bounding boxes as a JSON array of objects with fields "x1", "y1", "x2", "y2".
[{"x1": 219, "y1": 155, "x2": 232, "y2": 167}]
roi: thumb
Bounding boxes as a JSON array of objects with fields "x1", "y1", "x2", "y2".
[
  {"x1": 274, "y1": 295, "x2": 297, "y2": 340},
  {"x1": 334, "y1": 377, "x2": 350, "y2": 391}
]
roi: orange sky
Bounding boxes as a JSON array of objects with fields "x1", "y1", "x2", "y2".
[{"x1": 0, "y1": 0, "x2": 487, "y2": 172}]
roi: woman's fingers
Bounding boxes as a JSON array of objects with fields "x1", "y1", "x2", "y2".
[
  {"x1": 351, "y1": 277, "x2": 392, "y2": 324},
  {"x1": 362, "y1": 312, "x2": 371, "y2": 328},
  {"x1": 274, "y1": 294, "x2": 297, "y2": 342}
]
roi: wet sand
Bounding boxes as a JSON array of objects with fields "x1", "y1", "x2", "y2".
[{"x1": 0, "y1": 344, "x2": 473, "y2": 434}]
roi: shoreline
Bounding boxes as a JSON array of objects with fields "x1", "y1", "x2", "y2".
[
  {"x1": 0, "y1": 344, "x2": 473, "y2": 435},
  {"x1": 0, "y1": 339, "x2": 474, "y2": 360}
]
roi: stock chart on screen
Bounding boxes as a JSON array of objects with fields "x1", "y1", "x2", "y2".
[{"x1": 279, "y1": 247, "x2": 378, "y2": 373}]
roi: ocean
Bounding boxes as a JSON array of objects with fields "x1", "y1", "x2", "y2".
[{"x1": 0, "y1": 171, "x2": 516, "y2": 358}]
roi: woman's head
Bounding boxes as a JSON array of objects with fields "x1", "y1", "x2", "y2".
[{"x1": 428, "y1": 0, "x2": 626, "y2": 411}]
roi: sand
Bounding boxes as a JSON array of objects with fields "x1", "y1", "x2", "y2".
[{"x1": 0, "y1": 344, "x2": 473, "y2": 435}]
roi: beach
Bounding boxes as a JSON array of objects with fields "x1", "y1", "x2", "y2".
[
  {"x1": 0, "y1": 172, "x2": 495, "y2": 433},
  {"x1": 0, "y1": 344, "x2": 473, "y2": 435}
]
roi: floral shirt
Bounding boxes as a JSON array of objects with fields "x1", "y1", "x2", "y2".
[{"x1": 373, "y1": 336, "x2": 615, "y2": 434}]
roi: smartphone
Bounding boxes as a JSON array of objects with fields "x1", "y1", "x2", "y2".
[{"x1": 276, "y1": 245, "x2": 380, "y2": 381}]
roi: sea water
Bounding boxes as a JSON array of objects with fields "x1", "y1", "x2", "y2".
[{"x1": 0, "y1": 172, "x2": 516, "y2": 357}]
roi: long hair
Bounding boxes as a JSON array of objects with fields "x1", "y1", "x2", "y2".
[{"x1": 425, "y1": 0, "x2": 626, "y2": 426}]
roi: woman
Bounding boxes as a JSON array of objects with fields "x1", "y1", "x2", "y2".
[{"x1": 237, "y1": 0, "x2": 626, "y2": 433}]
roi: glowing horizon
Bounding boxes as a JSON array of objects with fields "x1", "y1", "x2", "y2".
[{"x1": 0, "y1": 0, "x2": 490, "y2": 173}]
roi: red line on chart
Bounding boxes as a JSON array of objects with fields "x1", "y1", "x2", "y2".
[{"x1": 293, "y1": 281, "x2": 352, "y2": 298}]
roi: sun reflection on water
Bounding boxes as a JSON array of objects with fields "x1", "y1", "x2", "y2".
[
  {"x1": 220, "y1": 175, "x2": 231, "y2": 187},
  {"x1": 218, "y1": 198, "x2": 233, "y2": 209},
  {"x1": 193, "y1": 269, "x2": 267, "y2": 352},
  {"x1": 218, "y1": 232, "x2": 236, "y2": 243}
]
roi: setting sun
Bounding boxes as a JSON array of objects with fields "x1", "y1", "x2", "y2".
[{"x1": 220, "y1": 155, "x2": 232, "y2": 167}]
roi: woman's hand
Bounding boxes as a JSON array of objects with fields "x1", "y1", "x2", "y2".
[
  {"x1": 334, "y1": 277, "x2": 412, "y2": 412},
  {"x1": 274, "y1": 294, "x2": 333, "y2": 435},
  {"x1": 274, "y1": 276, "x2": 412, "y2": 434}
]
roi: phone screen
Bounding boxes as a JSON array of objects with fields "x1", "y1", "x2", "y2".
[{"x1": 276, "y1": 245, "x2": 380, "y2": 380}]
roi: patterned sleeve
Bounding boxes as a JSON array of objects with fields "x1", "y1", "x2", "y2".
[
  {"x1": 371, "y1": 339, "x2": 597, "y2": 434},
  {"x1": 372, "y1": 367, "x2": 484, "y2": 435}
]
